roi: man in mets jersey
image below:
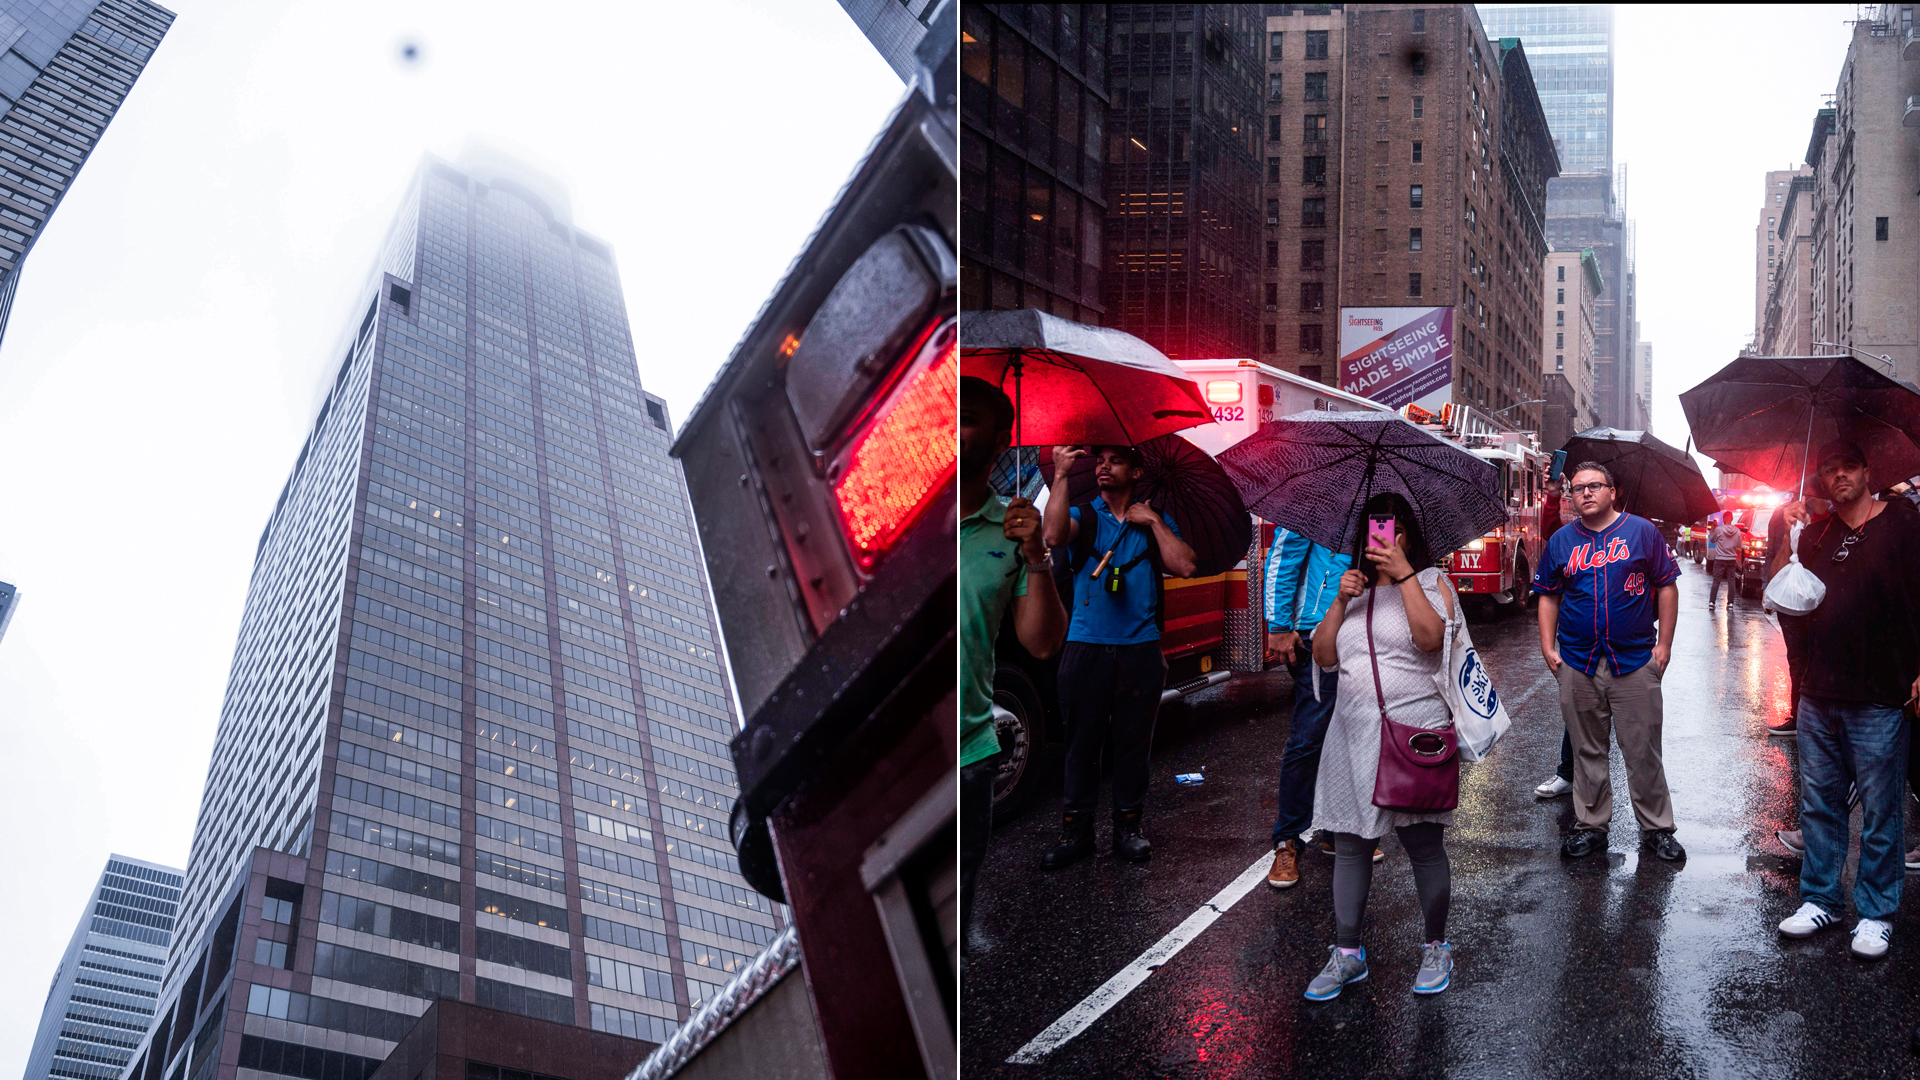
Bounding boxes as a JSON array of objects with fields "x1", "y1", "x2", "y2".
[{"x1": 1533, "y1": 461, "x2": 1685, "y2": 862}]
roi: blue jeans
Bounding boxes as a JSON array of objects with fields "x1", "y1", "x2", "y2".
[
  {"x1": 1797, "y1": 695, "x2": 1909, "y2": 920},
  {"x1": 1271, "y1": 630, "x2": 1339, "y2": 847}
]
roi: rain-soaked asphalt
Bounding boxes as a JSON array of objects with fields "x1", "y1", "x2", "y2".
[{"x1": 962, "y1": 567, "x2": 1920, "y2": 1079}]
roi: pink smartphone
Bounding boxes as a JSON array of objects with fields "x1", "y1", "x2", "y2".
[{"x1": 1367, "y1": 514, "x2": 1396, "y2": 551}]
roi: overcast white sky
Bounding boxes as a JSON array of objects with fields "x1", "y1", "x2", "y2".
[{"x1": 0, "y1": 0, "x2": 898, "y2": 1065}]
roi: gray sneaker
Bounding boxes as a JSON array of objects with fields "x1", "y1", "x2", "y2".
[
  {"x1": 1413, "y1": 941, "x2": 1453, "y2": 994},
  {"x1": 1304, "y1": 946, "x2": 1368, "y2": 1001}
]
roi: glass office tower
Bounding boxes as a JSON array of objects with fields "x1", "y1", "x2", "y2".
[
  {"x1": 23, "y1": 855, "x2": 182, "y2": 1080},
  {"x1": 121, "y1": 152, "x2": 773, "y2": 1080},
  {"x1": 1476, "y1": 4, "x2": 1612, "y2": 176},
  {"x1": 0, "y1": 0, "x2": 173, "y2": 347}
]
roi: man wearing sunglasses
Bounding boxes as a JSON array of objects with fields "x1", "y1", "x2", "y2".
[
  {"x1": 1771, "y1": 441, "x2": 1920, "y2": 960},
  {"x1": 1533, "y1": 463, "x2": 1685, "y2": 862}
]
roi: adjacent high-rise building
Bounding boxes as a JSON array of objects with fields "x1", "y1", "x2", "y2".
[
  {"x1": 0, "y1": 576, "x2": 18, "y2": 644},
  {"x1": 1760, "y1": 171, "x2": 1815, "y2": 357},
  {"x1": 117, "y1": 152, "x2": 776, "y2": 1080},
  {"x1": 23, "y1": 855, "x2": 182, "y2": 1080},
  {"x1": 1540, "y1": 247, "x2": 1601, "y2": 448},
  {"x1": 1473, "y1": 4, "x2": 1612, "y2": 174},
  {"x1": 1807, "y1": 9, "x2": 1919, "y2": 384},
  {"x1": 0, "y1": 0, "x2": 172, "y2": 348},
  {"x1": 1103, "y1": 3, "x2": 1265, "y2": 359},
  {"x1": 833, "y1": 0, "x2": 941, "y2": 83},
  {"x1": 958, "y1": 3, "x2": 1110, "y2": 323},
  {"x1": 1754, "y1": 166, "x2": 1811, "y2": 343}
]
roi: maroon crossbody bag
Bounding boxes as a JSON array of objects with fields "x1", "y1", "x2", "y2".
[{"x1": 1366, "y1": 585, "x2": 1460, "y2": 812}]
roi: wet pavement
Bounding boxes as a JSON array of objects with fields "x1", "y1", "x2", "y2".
[{"x1": 962, "y1": 568, "x2": 1920, "y2": 1079}]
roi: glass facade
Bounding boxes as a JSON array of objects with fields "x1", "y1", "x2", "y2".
[
  {"x1": 23, "y1": 856, "x2": 182, "y2": 1080},
  {"x1": 136, "y1": 154, "x2": 771, "y2": 1080},
  {"x1": 1475, "y1": 4, "x2": 1612, "y2": 177},
  {"x1": 0, "y1": 0, "x2": 172, "y2": 347},
  {"x1": 959, "y1": 3, "x2": 1109, "y2": 323}
]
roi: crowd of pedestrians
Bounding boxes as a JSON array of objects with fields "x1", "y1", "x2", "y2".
[{"x1": 960, "y1": 405, "x2": 1920, "y2": 1000}]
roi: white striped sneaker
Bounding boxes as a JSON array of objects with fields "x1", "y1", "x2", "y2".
[
  {"x1": 1778, "y1": 901, "x2": 1837, "y2": 939},
  {"x1": 1851, "y1": 918, "x2": 1892, "y2": 960}
]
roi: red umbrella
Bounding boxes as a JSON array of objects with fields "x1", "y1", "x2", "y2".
[{"x1": 961, "y1": 309, "x2": 1213, "y2": 448}]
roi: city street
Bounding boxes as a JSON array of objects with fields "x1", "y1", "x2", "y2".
[{"x1": 962, "y1": 568, "x2": 1918, "y2": 1079}]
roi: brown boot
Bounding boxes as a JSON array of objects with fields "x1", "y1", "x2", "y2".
[{"x1": 1267, "y1": 839, "x2": 1301, "y2": 889}]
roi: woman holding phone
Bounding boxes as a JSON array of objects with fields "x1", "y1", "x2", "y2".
[{"x1": 1301, "y1": 493, "x2": 1461, "y2": 1001}]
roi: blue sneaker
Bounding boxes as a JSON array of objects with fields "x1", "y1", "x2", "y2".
[
  {"x1": 1304, "y1": 946, "x2": 1368, "y2": 1001},
  {"x1": 1413, "y1": 941, "x2": 1452, "y2": 994}
]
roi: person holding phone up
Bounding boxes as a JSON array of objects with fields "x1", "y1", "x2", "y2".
[
  {"x1": 1533, "y1": 462, "x2": 1684, "y2": 863},
  {"x1": 1300, "y1": 494, "x2": 1459, "y2": 1001},
  {"x1": 1039, "y1": 444, "x2": 1197, "y2": 869}
]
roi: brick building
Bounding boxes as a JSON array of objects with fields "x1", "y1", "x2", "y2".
[
  {"x1": 1542, "y1": 247, "x2": 1601, "y2": 448},
  {"x1": 1760, "y1": 172, "x2": 1816, "y2": 357}
]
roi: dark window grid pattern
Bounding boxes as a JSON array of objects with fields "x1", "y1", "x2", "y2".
[
  {"x1": 674, "y1": 896, "x2": 776, "y2": 947},
  {"x1": 477, "y1": 812, "x2": 564, "y2": 858},
  {"x1": 575, "y1": 808, "x2": 652, "y2": 849},
  {"x1": 585, "y1": 954, "x2": 674, "y2": 1003},
  {"x1": 680, "y1": 937, "x2": 755, "y2": 980},
  {"x1": 476, "y1": 886, "x2": 569, "y2": 931},
  {"x1": 336, "y1": 737, "x2": 460, "y2": 790},
  {"x1": 577, "y1": 841, "x2": 658, "y2": 885},
  {"x1": 331, "y1": 773, "x2": 459, "y2": 829},
  {"x1": 244, "y1": 984, "x2": 418, "y2": 1042},
  {"x1": 477, "y1": 718, "x2": 556, "y2": 758},
  {"x1": 571, "y1": 774, "x2": 647, "y2": 816},
  {"x1": 352, "y1": 591, "x2": 460, "y2": 646},
  {"x1": 474, "y1": 926, "x2": 572, "y2": 978},
  {"x1": 473, "y1": 978, "x2": 573, "y2": 1024},
  {"x1": 478, "y1": 745, "x2": 558, "y2": 787},
  {"x1": 650, "y1": 745, "x2": 737, "y2": 789},
  {"x1": 318, "y1": 890, "x2": 459, "y2": 951},
  {"x1": 477, "y1": 850, "x2": 565, "y2": 894},
  {"x1": 311, "y1": 941, "x2": 458, "y2": 999},
  {"x1": 323, "y1": 849, "x2": 459, "y2": 903}
]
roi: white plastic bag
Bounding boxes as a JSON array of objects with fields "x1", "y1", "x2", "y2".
[
  {"x1": 1762, "y1": 521, "x2": 1825, "y2": 615},
  {"x1": 1437, "y1": 599, "x2": 1510, "y2": 762}
]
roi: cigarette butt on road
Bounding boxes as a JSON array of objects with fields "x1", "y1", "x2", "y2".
[{"x1": 1089, "y1": 549, "x2": 1115, "y2": 579}]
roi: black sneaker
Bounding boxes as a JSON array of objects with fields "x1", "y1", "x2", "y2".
[
  {"x1": 1561, "y1": 829, "x2": 1606, "y2": 858},
  {"x1": 1644, "y1": 830, "x2": 1686, "y2": 862}
]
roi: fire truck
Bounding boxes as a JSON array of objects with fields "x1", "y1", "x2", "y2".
[
  {"x1": 990, "y1": 360, "x2": 1391, "y2": 818},
  {"x1": 1401, "y1": 404, "x2": 1550, "y2": 616}
]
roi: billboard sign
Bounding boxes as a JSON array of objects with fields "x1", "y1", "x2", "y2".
[{"x1": 1339, "y1": 306, "x2": 1454, "y2": 412}]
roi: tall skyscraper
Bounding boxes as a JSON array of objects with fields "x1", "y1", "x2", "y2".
[
  {"x1": 833, "y1": 0, "x2": 941, "y2": 82},
  {"x1": 1102, "y1": 4, "x2": 1265, "y2": 359},
  {"x1": 119, "y1": 152, "x2": 775, "y2": 1080},
  {"x1": 958, "y1": 4, "x2": 1110, "y2": 324},
  {"x1": 23, "y1": 855, "x2": 182, "y2": 1080},
  {"x1": 0, "y1": 577, "x2": 18, "y2": 644},
  {"x1": 0, "y1": 0, "x2": 173, "y2": 348},
  {"x1": 1474, "y1": 4, "x2": 1612, "y2": 175}
]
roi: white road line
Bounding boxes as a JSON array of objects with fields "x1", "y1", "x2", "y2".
[{"x1": 1005, "y1": 851, "x2": 1274, "y2": 1065}]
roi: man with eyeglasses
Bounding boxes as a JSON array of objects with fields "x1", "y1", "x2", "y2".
[
  {"x1": 1771, "y1": 441, "x2": 1920, "y2": 960},
  {"x1": 1533, "y1": 462, "x2": 1685, "y2": 862}
]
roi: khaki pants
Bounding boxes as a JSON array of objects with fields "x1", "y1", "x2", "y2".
[{"x1": 1556, "y1": 658, "x2": 1674, "y2": 833}]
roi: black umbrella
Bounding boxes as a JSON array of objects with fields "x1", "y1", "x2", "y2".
[
  {"x1": 1218, "y1": 411, "x2": 1506, "y2": 558},
  {"x1": 1561, "y1": 427, "x2": 1720, "y2": 524},
  {"x1": 1679, "y1": 353, "x2": 1920, "y2": 495},
  {"x1": 1027, "y1": 436, "x2": 1253, "y2": 579}
]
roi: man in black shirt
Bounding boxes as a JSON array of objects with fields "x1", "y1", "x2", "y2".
[{"x1": 1771, "y1": 441, "x2": 1920, "y2": 961}]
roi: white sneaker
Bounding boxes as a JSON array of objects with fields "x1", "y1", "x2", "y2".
[
  {"x1": 1851, "y1": 918, "x2": 1892, "y2": 959},
  {"x1": 1534, "y1": 775, "x2": 1571, "y2": 798},
  {"x1": 1778, "y1": 901, "x2": 1838, "y2": 939}
]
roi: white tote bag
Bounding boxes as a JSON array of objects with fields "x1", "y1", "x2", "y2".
[
  {"x1": 1437, "y1": 601, "x2": 1510, "y2": 763},
  {"x1": 1762, "y1": 521, "x2": 1826, "y2": 616}
]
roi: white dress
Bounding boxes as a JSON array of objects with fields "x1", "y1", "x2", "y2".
[{"x1": 1310, "y1": 567, "x2": 1459, "y2": 839}]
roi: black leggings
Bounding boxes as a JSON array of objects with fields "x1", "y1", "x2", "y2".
[{"x1": 1333, "y1": 823, "x2": 1450, "y2": 949}]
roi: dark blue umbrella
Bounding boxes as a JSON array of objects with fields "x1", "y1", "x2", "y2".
[
  {"x1": 1561, "y1": 427, "x2": 1720, "y2": 524},
  {"x1": 1218, "y1": 411, "x2": 1506, "y2": 557}
]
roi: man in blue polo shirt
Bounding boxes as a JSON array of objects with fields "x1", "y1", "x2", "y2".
[
  {"x1": 1039, "y1": 444, "x2": 1197, "y2": 868},
  {"x1": 1533, "y1": 461, "x2": 1685, "y2": 861}
]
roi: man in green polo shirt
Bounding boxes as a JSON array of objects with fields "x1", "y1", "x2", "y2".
[{"x1": 960, "y1": 376, "x2": 1066, "y2": 954}]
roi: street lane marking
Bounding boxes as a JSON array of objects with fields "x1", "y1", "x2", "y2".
[{"x1": 1006, "y1": 851, "x2": 1273, "y2": 1065}]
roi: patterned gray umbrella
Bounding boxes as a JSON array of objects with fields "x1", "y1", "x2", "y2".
[{"x1": 1218, "y1": 411, "x2": 1506, "y2": 557}]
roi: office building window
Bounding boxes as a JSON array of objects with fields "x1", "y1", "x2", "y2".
[
  {"x1": 1556, "y1": 266, "x2": 1565, "y2": 282},
  {"x1": 1556, "y1": 333, "x2": 1565, "y2": 349},
  {"x1": 1300, "y1": 282, "x2": 1324, "y2": 312},
  {"x1": 1305, "y1": 114, "x2": 1327, "y2": 142},
  {"x1": 1556, "y1": 311, "x2": 1565, "y2": 327},
  {"x1": 1269, "y1": 114, "x2": 1284, "y2": 141},
  {"x1": 1408, "y1": 228, "x2": 1422, "y2": 252},
  {"x1": 1305, "y1": 72, "x2": 1327, "y2": 100},
  {"x1": 1300, "y1": 324, "x2": 1324, "y2": 352},
  {"x1": 1409, "y1": 185, "x2": 1423, "y2": 209},
  {"x1": 1302, "y1": 156, "x2": 1326, "y2": 184},
  {"x1": 1270, "y1": 31, "x2": 1283, "y2": 59},
  {"x1": 1408, "y1": 272, "x2": 1422, "y2": 297},
  {"x1": 1556, "y1": 288, "x2": 1564, "y2": 304},
  {"x1": 1305, "y1": 30, "x2": 1329, "y2": 59}
]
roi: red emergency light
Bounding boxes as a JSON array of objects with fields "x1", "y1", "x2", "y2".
[{"x1": 830, "y1": 320, "x2": 957, "y2": 571}]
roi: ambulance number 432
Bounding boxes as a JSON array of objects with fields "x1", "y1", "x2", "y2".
[{"x1": 1211, "y1": 405, "x2": 1245, "y2": 422}]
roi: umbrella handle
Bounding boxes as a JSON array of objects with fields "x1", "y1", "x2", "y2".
[{"x1": 1089, "y1": 548, "x2": 1116, "y2": 580}]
